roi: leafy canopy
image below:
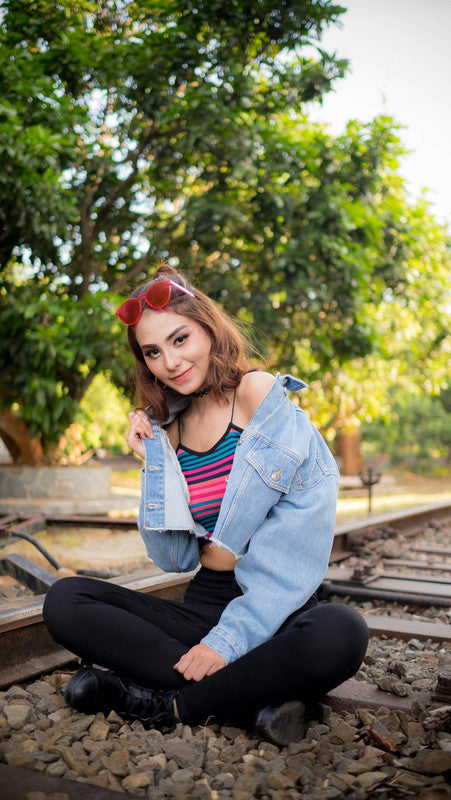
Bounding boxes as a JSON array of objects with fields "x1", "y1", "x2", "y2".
[{"x1": 1, "y1": 0, "x2": 449, "y2": 465}]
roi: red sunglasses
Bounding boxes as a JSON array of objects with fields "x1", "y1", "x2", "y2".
[{"x1": 116, "y1": 279, "x2": 195, "y2": 325}]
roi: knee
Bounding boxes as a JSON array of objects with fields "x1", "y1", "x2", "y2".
[
  {"x1": 322, "y1": 603, "x2": 369, "y2": 664},
  {"x1": 303, "y1": 602, "x2": 369, "y2": 661},
  {"x1": 42, "y1": 576, "x2": 85, "y2": 631}
]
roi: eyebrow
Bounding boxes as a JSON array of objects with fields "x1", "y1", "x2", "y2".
[{"x1": 140, "y1": 325, "x2": 189, "y2": 349}]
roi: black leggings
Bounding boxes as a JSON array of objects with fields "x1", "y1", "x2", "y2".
[{"x1": 43, "y1": 568, "x2": 369, "y2": 726}]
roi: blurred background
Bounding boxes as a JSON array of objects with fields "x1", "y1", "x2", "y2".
[{"x1": 0, "y1": 0, "x2": 449, "y2": 514}]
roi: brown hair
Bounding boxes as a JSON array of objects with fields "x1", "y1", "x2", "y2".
[{"x1": 126, "y1": 263, "x2": 260, "y2": 420}]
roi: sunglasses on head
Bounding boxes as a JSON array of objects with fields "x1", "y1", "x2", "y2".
[{"x1": 115, "y1": 279, "x2": 195, "y2": 325}]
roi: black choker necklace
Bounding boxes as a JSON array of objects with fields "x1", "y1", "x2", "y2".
[{"x1": 191, "y1": 387, "x2": 211, "y2": 398}]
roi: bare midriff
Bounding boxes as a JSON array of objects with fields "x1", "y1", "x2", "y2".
[{"x1": 200, "y1": 541, "x2": 239, "y2": 571}]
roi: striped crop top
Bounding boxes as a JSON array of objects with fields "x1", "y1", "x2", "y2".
[{"x1": 176, "y1": 396, "x2": 243, "y2": 535}]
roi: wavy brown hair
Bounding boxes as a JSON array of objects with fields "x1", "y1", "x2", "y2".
[{"x1": 125, "y1": 264, "x2": 260, "y2": 421}]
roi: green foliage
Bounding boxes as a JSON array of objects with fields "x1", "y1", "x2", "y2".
[
  {"x1": 71, "y1": 372, "x2": 132, "y2": 458},
  {"x1": 292, "y1": 188, "x2": 451, "y2": 451},
  {"x1": 0, "y1": 266, "x2": 134, "y2": 458},
  {"x1": 361, "y1": 391, "x2": 451, "y2": 474},
  {"x1": 183, "y1": 114, "x2": 410, "y2": 369},
  {"x1": 0, "y1": 0, "x2": 449, "y2": 464}
]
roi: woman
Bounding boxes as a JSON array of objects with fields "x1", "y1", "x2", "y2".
[{"x1": 43, "y1": 264, "x2": 368, "y2": 746}]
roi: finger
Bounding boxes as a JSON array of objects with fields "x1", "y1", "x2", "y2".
[
  {"x1": 191, "y1": 666, "x2": 208, "y2": 682},
  {"x1": 183, "y1": 658, "x2": 206, "y2": 682},
  {"x1": 127, "y1": 420, "x2": 154, "y2": 441},
  {"x1": 129, "y1": 410, "x2": 154, "y2": 434},
  {"x1": 176, "y1": 662, "x2": 193, "y2": 680},
  {"x1": 174, "y1": 651, "x2": 191, "y2": 669},
  {"x1": 126, "y1": 440, "x2": 145, "y2": 459},
  {"x1": 206, "y1": 661, "x2": 224, "y2": 676},
  {"x1": 173, "y1": 652, "x2": 192, "y2": 673}
]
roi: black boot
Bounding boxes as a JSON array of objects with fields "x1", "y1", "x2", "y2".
[
  {"x1": 254, "y1": 700, "x2": 306, "y2": 746},
  {"x1": 253, "y1": 699, "x2": 330, "y2": 747},
  {"x1": 65, "y1": 667, "x2": 178, "y2": 733}
]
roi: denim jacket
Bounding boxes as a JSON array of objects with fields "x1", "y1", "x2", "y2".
[{"x1": 138, "y1": 374, "x2": 339, "y2": 664}]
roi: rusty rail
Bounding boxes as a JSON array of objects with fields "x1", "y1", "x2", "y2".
[
  {"x1": 0, "y1": 569, "x2": 194, "y2": 689},
  {"x1": 0, "y1": 502, "x2": 450, "y2": 690}
]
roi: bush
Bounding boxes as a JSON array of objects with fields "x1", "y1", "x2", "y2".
[
  {"x1": 58, "y1": 373, "x2": 132, "y2": 463},
  {"x1": 361, "y1": 391, "x2": 451, "y2": 474}
]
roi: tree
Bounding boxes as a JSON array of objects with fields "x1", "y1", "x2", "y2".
[
  {"x1": 296, "y1": 195, "x2": 451, "y2": 472},
  {"x1": 0, "y1": 0, "x2": 350, "y2": 464},
  {"x1": 1, "y1": 0, "x2": 447, "y2": 467},
  {"x1": 0, "y1": 266, "x2": 128, "y2": 462}
]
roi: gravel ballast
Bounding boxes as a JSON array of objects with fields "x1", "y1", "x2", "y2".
[{"x1": 0, "y1": 640, "x2": 450, "y2": 800}]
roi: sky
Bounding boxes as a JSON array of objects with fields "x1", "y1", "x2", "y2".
[{"x1": 307, "y1": 0, "x2": 451, "y2": 228}]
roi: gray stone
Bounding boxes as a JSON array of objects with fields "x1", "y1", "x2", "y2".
[
  {"x1": 408, "y1": 748, "x2": 451, "y2": 774},
  {"x1": 422, "y1": 706, "x2": 451, "y2": 732},
  {"x1": 234, "y1": 773, "x2": 263, "y2": 794},
  {"x1": 89, "y1": 719, "x2": 111, "y2": 740},
  {"x1": 212, "y1": 772, "x2": 235, "y2": 790},
  {"x1": 4, "y1": 749, "x2": 35, "y2": 769},
  {"x1": 356, "y1": 770, "x2": 390, "y2": 789},
  {"x1": 380, "y1": 540, "x2": 403, "y2": 558},
  {"x1": 164, "y1": 738, "x2": 205, "y2": 769},
  {"x1": 376, "y1": 676, "x2": 412, "y2": 696},
  {"x1": 266, "y1": 771, "x2": 295, "y2": 790},
  {"x1": 121, "y1": 771, "x2": 153, "y2": 790},
  {"x1": 329, "y1": 720, "x2": 356, "y2": 743},
  {"x1": 408, "y1": 638, "x2": 424, "y2": 651},
  {"x1": 26, "y1": 681, "x2": 56, "y2": 699},
  {"x1": 4, "y1": 704, "x2": 33, "y2": 729},
  {"x1": 46, "y1": 758, "x2": 68, "y2": 777},
  {"x1": 35, "y1": 694, "x2": 65, "y2": 714},
  {"x1": 101, "y1": 748, "x2": 130, "y2": 777},
  {"x1": 4, "y1": 686, "x2": 31, "y2": 701}
]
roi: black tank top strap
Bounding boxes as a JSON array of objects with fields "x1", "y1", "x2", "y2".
[{"x1": 230, "y1": 387, "x2": 237, "y2": 424}]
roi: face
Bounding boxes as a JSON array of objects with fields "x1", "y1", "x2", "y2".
[{"x1": 134, "y1": 309, "x2": 212, "y2": 394}]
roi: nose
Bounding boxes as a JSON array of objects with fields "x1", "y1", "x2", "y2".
[{"x1": 163, "y1": 350, "x2": 182, "y2": 371}]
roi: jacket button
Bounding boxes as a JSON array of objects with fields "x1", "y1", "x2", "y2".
[{"x1": 272, "y1": 469, "x2": 282, "y2": 481}]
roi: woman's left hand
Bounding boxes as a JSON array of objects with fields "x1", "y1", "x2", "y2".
[{"x1": 173, "y1": 643, "x2": 226, "y2": 682}]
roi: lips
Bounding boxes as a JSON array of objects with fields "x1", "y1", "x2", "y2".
[{"x1": 173, "y1": 367, "x2": 193, "y2": 382}]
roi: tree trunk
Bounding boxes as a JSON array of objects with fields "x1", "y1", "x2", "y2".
[
  {"x1": 335, "y1": 427, "x2": 363, "y2": 476},
  {"x1": 0, "y1": 407, "x2": 45, "y2": 465}
]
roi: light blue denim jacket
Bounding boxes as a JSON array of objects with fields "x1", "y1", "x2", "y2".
[{"x1": 138, "y1": 374, "x2": 339, "y2": 664}]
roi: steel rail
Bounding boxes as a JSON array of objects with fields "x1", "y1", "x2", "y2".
[
  {"x1": 0, "y1": 569, "x2": 194, "y2": 689},
  {"x1": 0, "y1": 501, "x2": 450, "y2": 689},
  {"x1": 332, "y1": 500, "x2": 451, "y2": 545}
]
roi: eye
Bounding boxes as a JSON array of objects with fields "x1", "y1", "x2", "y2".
[
  {"x1": 174, "y1": 333, "x2": 189, "y2": 346},
  {"x1": 143, "y1": 347, "x2": 160, "y2": 360}
]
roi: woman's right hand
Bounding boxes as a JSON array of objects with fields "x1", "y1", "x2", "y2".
[{"x1": 125, "y1": 409, "x2": 154, "y2": 459}]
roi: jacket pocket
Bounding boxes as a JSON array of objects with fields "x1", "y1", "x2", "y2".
[{"x1": 246, "y1": 442, "x2": 301, "y2": 492}]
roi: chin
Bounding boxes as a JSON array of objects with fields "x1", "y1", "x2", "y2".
[{"x1": 174, "y1": 387, "x2": 193, "y2": 395}]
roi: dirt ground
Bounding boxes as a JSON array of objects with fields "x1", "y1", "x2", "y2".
[{"x1": 335, "y1": 470, "x2": 451, "y2": 524}]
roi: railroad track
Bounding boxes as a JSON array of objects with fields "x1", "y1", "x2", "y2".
[
  {"x1": 0, "y1": 501, "x2": 450, "y2": 701},
  {"x1": 1, "y1": 502, "x2": 450, "y2": 800}
]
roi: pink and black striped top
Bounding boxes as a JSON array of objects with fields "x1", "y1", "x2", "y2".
[{"x1": 176, "y1": 389, "x2": 243, "y2": 537}]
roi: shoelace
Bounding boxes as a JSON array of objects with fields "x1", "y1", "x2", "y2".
[{"x1": 117, "y1": 681, "x2": 176, "y2": 732}]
